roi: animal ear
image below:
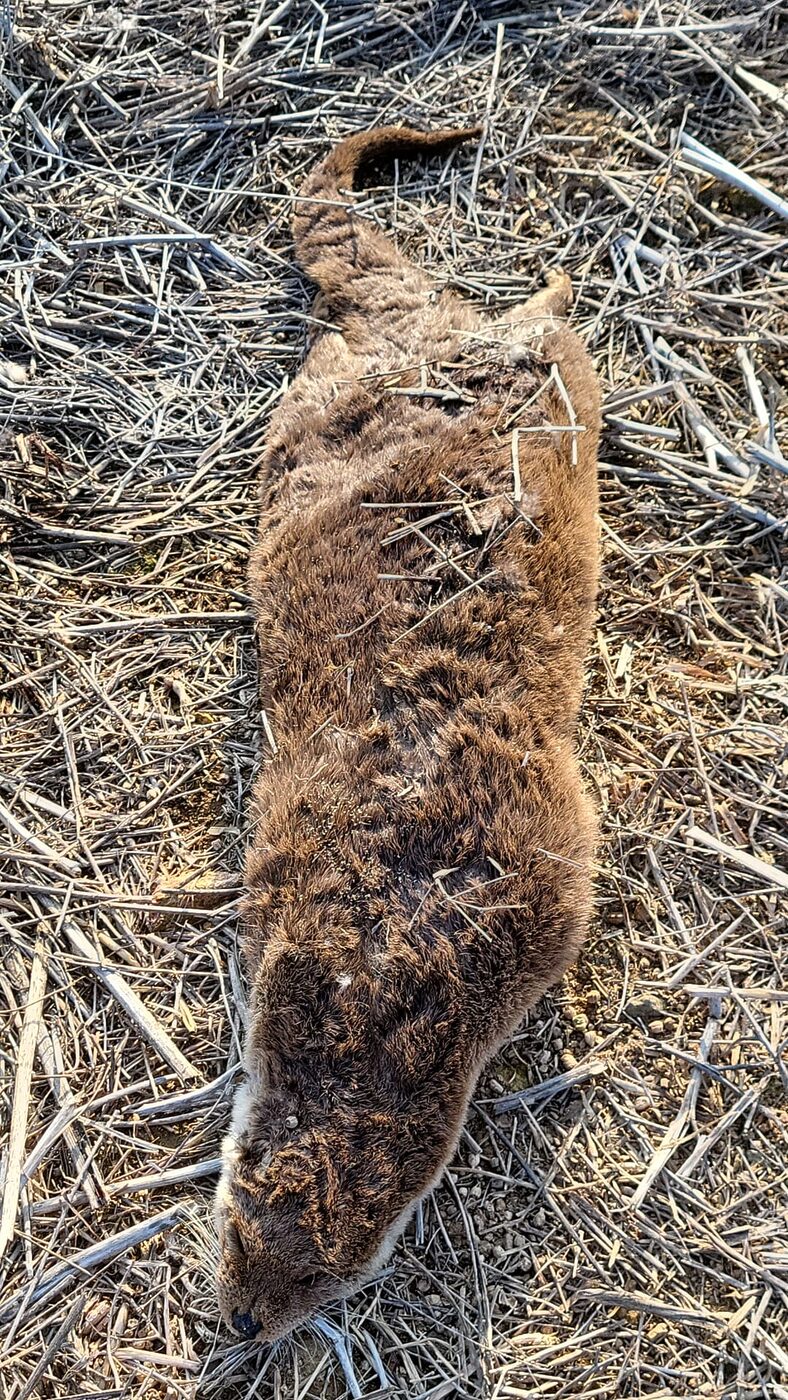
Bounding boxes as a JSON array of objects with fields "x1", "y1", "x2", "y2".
[
  {"x1": 296, "y1": 1269, "x2": 330, "y2": 1294},
  {"x1": 225, "y1": 1220, "x2": 246, "y2": 1260}
]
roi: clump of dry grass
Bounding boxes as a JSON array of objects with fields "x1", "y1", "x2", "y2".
[{"x1": 1, "y1": 1, "x2": 786, "y2": 1397}]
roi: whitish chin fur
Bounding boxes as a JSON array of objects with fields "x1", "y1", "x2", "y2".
[{"x1": 214, "y1": 1072, "x2": 260, "y2": 1220}]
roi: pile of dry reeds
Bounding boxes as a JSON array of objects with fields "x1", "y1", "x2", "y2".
[{"x1": 1, "y1": 1, "x2": 786, "y2": 1397}]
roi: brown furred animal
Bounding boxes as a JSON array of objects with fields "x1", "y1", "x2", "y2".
[{"x1": 215, "y1": 125, "x2": 601, "y2": 1343}]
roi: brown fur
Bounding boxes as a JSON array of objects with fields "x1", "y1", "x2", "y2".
[{"x1": 215, "y1": 125, "x2": 601, "y2": 1342}]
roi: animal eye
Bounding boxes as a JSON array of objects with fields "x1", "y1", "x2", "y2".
[
  {"x1": 298, "y1": 1270, "x2": 327, "y2": 1291},
  {"x1": 225, "y1": 1221, "x2": 246, "y2": 1259}
]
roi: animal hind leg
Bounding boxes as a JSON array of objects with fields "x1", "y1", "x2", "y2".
[
  {"x1": 486, "y1": 269, "x2": 600, "y2": 474},
  {"x1": 517, "y1": 268, "x2": 573, "y2": 322},
  {"x1": 492, "y1": 269, "x2": 574, "y2": 363}
]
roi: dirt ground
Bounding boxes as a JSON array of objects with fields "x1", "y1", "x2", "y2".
[{"x1": 1, "y1": 2, "x2": 787, "y2": 1398}]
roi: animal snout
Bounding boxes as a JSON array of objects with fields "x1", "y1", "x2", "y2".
[{"x1": 232, "y1": 1311, "x2": 262, "y2": 1340}]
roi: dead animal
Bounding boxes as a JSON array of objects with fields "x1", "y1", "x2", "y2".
[{"x1": 214, "y1": 124, "x2": 601, "y2": 1343}]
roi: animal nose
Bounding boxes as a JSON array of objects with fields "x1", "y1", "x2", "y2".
[{"x1": 232, "y1": 1311, "x2": 261, "y2": 1339}]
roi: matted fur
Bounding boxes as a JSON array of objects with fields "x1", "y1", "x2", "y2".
[{"x1": 215, "y1": 125, "x2": 601, "y2": 1342}]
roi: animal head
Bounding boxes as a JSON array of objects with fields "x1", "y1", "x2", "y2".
[
  {"x1": 215, "y1": 940, "x2": 469, "y2": 1342},
  {"x1": 214, "y1": 1079, "x2": 458, "y2": 1342},
  {"x1": 215, "y1": 1136, "x2": 346, "y2": 1341}
]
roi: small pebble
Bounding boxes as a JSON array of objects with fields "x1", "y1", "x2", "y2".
[{"x1": 625, "y1": 995, "x2": 664, "y2": 1026}]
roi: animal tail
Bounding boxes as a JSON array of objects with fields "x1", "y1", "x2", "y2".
[{"x1": 292, "y1": 124, "x2": 481, "y2": 316}]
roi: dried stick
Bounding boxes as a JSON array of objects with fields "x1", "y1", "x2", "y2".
[
  {"x1": 630, "y1": 1007, "x2": 720, "y2": 1210},
  {"x1": 687, "y1": 825, "x2": 788, "y2": 893},
  {"x1": 680, "y1": 133, "x2": 788, "y2": 223},
  {"x1": 34, "y1": 1020, "x2": 102, "y2": 1208},
  {"x1": 0, "y1": 941, "x2": 49, "y2": 1260},
  {"x1": 0, "y1": 797, "x2": 81, "y2": 877},
  {"x1": 494, "y1": 1058, "x2": 606, "y2": 1113},
  {"x1": 0, "y1": 1205, "x2": 188, "y2": 1323},
  {"x1": 47, "y1": 903, "x2": 201, "y2": 1082},
  {"x1": 17, "y1": 1294, "x2": 86, "y2": 1400}
]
